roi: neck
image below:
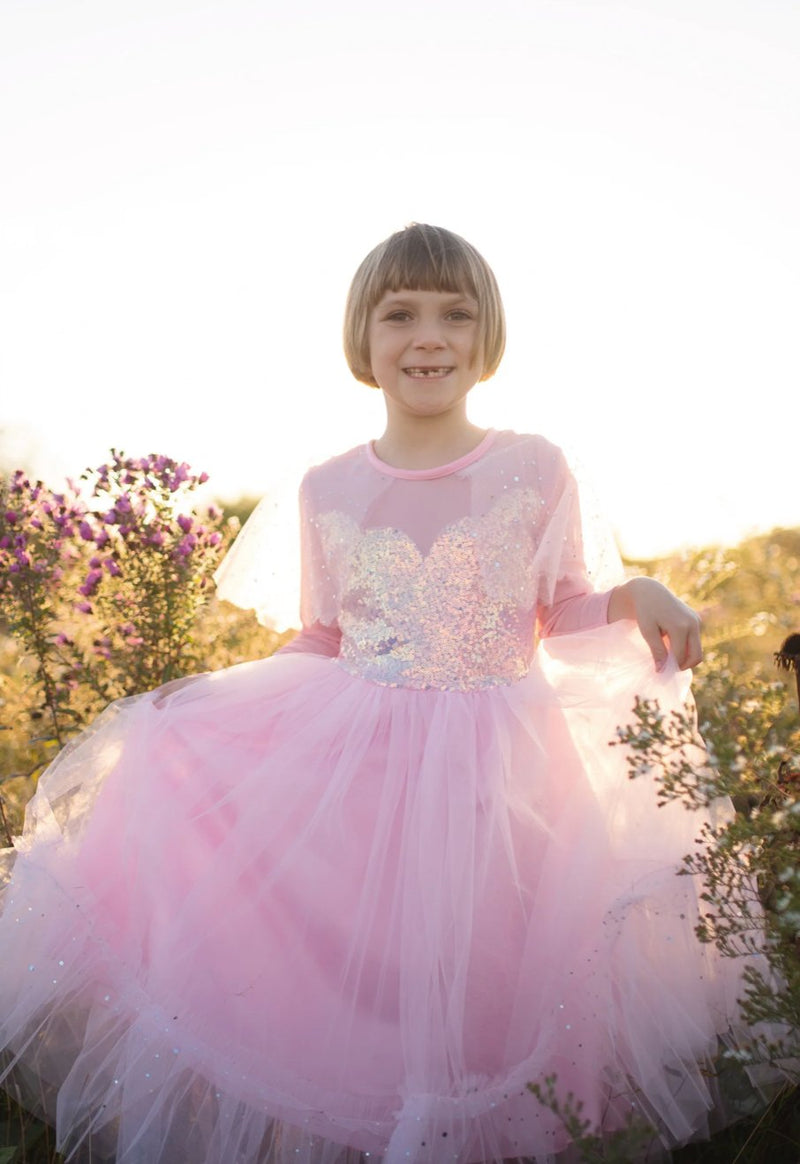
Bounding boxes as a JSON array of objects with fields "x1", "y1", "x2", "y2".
[{"x1": 373, "y1": 412, "x2": 488, "y2": 471}]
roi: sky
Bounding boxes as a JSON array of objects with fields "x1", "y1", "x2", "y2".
[{"x1": 2, "y1": 0, "x2": 798, "y2": 560}]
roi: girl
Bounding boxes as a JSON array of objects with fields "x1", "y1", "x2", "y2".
[{"x1": 0, "y1": 224, "x2": 767, "y2": 1163}]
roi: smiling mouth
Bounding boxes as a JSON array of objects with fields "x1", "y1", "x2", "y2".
[{"x1": 403, "y1": 367, "x2": 453, "y2": 379}]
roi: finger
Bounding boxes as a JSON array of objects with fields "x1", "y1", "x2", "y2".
[
  {"x1": 638, "y1": 621, "x2": 669, "y2": 671},
  {"x1": 670, "y1": 624, "x2": 703, "y2": 670},
  {"x1": 681, "y1": 624, "x2": 703, "y2": 670},
  {"x1": 671, "y1": 629, "x2": 690, "y2": 669}
]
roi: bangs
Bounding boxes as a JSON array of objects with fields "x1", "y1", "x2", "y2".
[{"x1": 370, "y1": 226, "x2": 479, "y2": 303}]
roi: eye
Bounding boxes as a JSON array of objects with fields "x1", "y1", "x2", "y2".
[
  {"x1": 383, "y1": 310, "x2": 413, "y2": 322},
  {"x1": 446, "y1": 309, "x2": 474, "y2": 322}
]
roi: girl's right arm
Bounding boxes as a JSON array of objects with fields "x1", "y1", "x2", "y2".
[{"x1": 276, "y1": 621, "x2": 342, "y2": 658}]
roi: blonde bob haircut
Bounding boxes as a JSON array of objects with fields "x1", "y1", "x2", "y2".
[{"x1": 344, "y1": 223, "x2": 506, "y2": 388}]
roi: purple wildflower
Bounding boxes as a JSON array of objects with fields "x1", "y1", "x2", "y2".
[
  {"x1": 176, "y1": 533, "x2": 196, "y2": 557},
  {"x1": 79, "y1": 569, "x2": 103, "y2": 597}
]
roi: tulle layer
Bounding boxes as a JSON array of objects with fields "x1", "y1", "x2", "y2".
[{"x1": 0, "y1": 625, "x2": 761, "y2": 1162}]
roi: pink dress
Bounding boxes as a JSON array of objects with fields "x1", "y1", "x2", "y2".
[{"x1": 0, "y1": 431, "x2": 759, "y2": 1163}]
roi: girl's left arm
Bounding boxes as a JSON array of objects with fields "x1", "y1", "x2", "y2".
[{"x1": 607, "y1": 577, "x2": 702, "y2": 671}]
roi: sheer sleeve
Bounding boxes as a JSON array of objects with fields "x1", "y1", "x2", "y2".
[
  {"x1": 212, "y1": 487, "x2": 300, "y2": 631},
  {"x1": 275, "y1": 472, "x2": 342, "y2": 658},
  {"x1": 213, "y1": 472, "x2": 342, "y2": 657},
  {"x1": 538, "y1": 581, "x2": 612, "y2": 638},
  {"x1": 533, "y1": 445, "x2": 620, "y2": 638}
]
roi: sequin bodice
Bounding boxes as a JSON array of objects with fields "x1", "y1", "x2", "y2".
[
  {"x1": 317, "y1": 488, "x2": 541, "y2": 690},
  {"x1": 294, "y1": 431, "x2": 610, "y2": 692}
]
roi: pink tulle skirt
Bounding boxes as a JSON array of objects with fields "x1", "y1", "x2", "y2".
[{"x1": 0, "y1": 625, "x2": 762, "y2": 1162}]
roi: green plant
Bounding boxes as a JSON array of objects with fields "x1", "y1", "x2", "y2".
[
  {"x1": 0, "y1": 455, "x2": 229, "y2": 818},
  {"x1": 613, "y1": 672, "x2": 800, "y2": 1068},
  {"x1": 527, "y1": 1076, "x2": 656, "y2": 1162}
]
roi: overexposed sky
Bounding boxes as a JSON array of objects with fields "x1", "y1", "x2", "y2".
[{"x1": 2, "y1": 0, "x2": 798, "y2": 558}]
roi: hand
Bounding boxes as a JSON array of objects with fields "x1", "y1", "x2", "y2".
[{"x1": 608, "y1": 577, "x2": 703, "y2": 671}]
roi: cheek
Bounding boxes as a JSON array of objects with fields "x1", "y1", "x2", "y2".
[{"x1": 369, "y1": 336, "x2": 399, "y2": 373}]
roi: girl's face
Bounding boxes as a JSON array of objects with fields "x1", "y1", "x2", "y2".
[{"x1": 367, "y1": 288, "x2": 483, "y2": 422}]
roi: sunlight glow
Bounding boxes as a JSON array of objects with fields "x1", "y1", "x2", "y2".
[{"x1": 2, "y1": 0, "x2": 798, "y2": 559}]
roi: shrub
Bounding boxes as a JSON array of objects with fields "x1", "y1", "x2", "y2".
[{"x1": 0, "y1": 452, "x2": 231, "y2": 836}]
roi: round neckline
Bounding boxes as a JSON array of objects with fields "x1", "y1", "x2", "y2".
[{"x1": 366, "y1": 429, "x2": 497, "y2": 480}]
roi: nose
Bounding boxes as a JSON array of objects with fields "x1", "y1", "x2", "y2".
[{"x1": 413, "y1": 320, "x2": 446, "y2": 349}]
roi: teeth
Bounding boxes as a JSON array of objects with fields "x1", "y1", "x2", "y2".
[{"x1": 406, "y1": 368, "x2": 451, "y2": 378}]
